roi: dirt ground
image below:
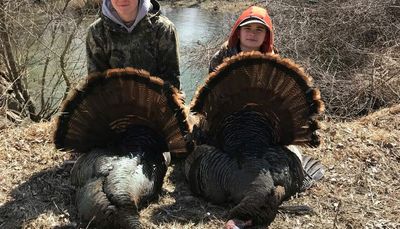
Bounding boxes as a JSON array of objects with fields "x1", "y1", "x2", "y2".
[{"x1": 0, "y1": 104, "x2": 399, "y2": 228}]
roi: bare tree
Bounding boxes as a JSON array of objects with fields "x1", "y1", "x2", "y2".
[
  {"x1": 0, "y1": 0, "x2": 38, "y2": 120},
  {"x1": 0, "y1": 0, "x2": 88, "y2": 121}
]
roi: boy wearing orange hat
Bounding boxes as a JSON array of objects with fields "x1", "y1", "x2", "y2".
[{"x1": 209, "y1": 6, "x2": 274, "y2": 73}]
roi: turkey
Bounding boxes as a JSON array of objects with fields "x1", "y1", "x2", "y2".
[
  {"x1": 53, "y1": 68, "x2": 192, "y2": 228},
  {"x1": 185, "y1": 52, "x2": 325, "y2": 228}
]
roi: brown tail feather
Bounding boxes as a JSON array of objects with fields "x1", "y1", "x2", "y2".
[
  {"x1": 54, "y1": 68, "x2": 192, "y2": 156},
  {"x1": 190, "y1": 52, "x2": 324, "y2": 147}
]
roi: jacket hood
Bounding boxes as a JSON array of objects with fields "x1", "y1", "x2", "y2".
[
  {"x1": 102, "y1": 0, "x2": 159, "y2": 33},
  {"x1": 228, "y1": 6, "x2": 274, "y2": 53}
]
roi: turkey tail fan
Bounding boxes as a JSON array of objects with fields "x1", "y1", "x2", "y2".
[
  {"x1": 190, "y1": 52, "x2": 324, "y2": 147},
  {"x1": 53, "y1": 68, "x2": 193, "y2": 156}
]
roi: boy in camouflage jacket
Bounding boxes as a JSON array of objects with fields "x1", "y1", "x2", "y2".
[{"x1": 86, "y1": 0, "x2": 181, "y2": 88}]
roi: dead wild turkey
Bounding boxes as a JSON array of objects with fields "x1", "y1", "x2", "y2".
[
  {"x1": 185, "y1": 52, "x2": 325, "y2": 228},
  {"x1": 53, "y1": 68, "x2": 191, "y2": 228}
]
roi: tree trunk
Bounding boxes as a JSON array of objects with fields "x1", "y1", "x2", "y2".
[{"x1": 0, "y1": 0, "x2": 39, "y2": 121}]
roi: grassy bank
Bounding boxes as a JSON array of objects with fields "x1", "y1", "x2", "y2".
[{"x1": 0, "y1": 105, "x2": 399, "y2": 228}]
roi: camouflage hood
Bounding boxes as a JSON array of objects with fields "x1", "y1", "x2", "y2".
[{"x1": 102, "y1": 0, "x2": 158, "y2": 33}]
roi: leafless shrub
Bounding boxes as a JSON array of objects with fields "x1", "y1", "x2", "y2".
[
  {"x1": 69, "y1": 0, "x2": 101, "y2": 12},
  {"x1": 268, "y1": 0, "x2": 400, "y2": 119}
]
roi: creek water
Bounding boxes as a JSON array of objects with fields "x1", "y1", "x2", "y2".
[
  {"x1": 28, "y1": 7, "x2": 235, "y2": 105},
  {"x1": 162, "y1": 7, "x2": 234, "y2": 99}
]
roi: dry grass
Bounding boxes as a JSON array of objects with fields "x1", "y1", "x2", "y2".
[
  {"x1": 0, "y1": 121, "x2": 76, "y2": 228},
  {"x1": 0, "y1": 105, "x2": 399, "y2": 228}
]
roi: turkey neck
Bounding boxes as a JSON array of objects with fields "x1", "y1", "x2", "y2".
[{"x1": 216, "y1": 110, "x2": 276, "y2": 158}]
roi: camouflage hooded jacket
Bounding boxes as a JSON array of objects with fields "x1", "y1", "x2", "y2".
[{"x1": 86, "y1": 0, "x2": 181, "y2": 88}]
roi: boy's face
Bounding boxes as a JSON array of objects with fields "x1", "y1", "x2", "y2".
[
  {"x1": 111, "y1": 0, "x2": 139, "y2": 22},
  {"x1": 238, "y1": 23, "x2": 267, "y2": 51}
]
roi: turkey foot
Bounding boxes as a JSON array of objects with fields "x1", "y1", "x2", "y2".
[{"x1": 225, "y1": 219, "x2": 253, "y2": 229}]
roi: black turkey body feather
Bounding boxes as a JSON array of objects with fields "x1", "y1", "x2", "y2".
[
  {"x1": 53, "y1": 68, "x2": 190, "y2": 228},
  {"x1": 186, "y1": 52, "x2": 325, "y2": 227}
]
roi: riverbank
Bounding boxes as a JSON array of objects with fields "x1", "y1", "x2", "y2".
[{"x1": 162, "y1": 0, "x2": 264, "y2": 12}]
